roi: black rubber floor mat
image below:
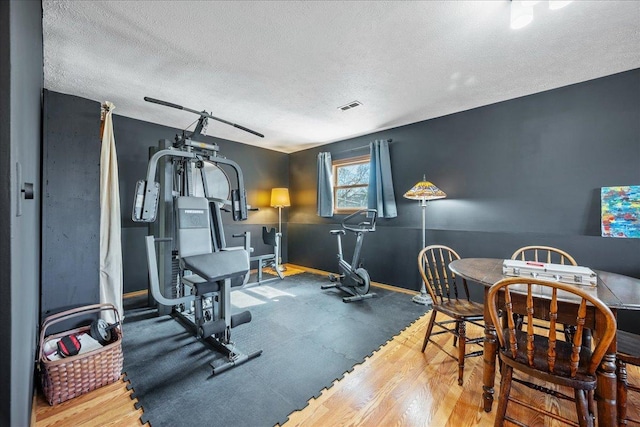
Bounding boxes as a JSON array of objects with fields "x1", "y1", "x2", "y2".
[{"x1": 122, "y1": 272, "x2": 428, "y2": 427}]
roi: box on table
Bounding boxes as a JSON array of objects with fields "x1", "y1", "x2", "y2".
[{"x1": 502, "y1": 259, "x2": 597, "y2": 287}]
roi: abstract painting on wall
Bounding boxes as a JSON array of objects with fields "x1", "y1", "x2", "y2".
[{"x1": 601, "y1": 185, "x2": 640, "y2": 238}]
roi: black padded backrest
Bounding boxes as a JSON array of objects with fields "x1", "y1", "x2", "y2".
[
  {"x1": 175, "y1": 197, "x2": 213, "y2": 258},
  {"x1": 262, "y1": 227, "x2": 277, "y2": 247}
]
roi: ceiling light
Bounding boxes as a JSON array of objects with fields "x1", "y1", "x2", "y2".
[
  {"x1": 549, "y1": 0, "x2": 573, "y2": 10},
  {"x1": 510, "y1": 0, "x2": 533, "y2": 30}
]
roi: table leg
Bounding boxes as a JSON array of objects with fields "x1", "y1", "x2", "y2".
[
  {"x1": 483, "y1": 287, "x2": 497, "y2": 412},
  {"x1": 617, "y1": 358, "x2": 628, "y2": 426},
  {"x1": 596, "y1": 351, "x2": 617, "y2": 427},
  {"x1": 596, "y1": 308, "x2": 617, "y2": 427}
]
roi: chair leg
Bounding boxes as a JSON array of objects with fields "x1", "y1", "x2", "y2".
[
  {"x1": 494, "y1": 363, "x2": 512, "y2": 427},
  {"x1": 582, "y1": 329, "x2": 592, "y2": 349},
  {"x1": 457, "y1": 320, "x2": 466, "y2": 386},
  {"x1": 617, "y1": 358, "x2": 629, "y2": 426},
  {"x1": 453, "y1": 320, "x2": 460, "y2": 347},
  {"x1": 587, "y1": 389, "x2": 596, "y2": 424},
  {"x1": 564, "y1": 324, "x2": 576, "y2": 343},
  {"x1": 422, "y1": 310, "x2": 437, "y2": 353},
  {"x1": 574, "y1": 389, "x2": 593, "y2": 427},
  {"x1": 509, "y1": 313, "x2": 523, "y2": 331}
]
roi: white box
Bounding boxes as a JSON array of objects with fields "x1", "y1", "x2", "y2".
[{"x1": 502, "y1": 259, "x2": 598, "y2": 287}]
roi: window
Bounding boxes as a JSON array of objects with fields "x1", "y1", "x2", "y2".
[{"x1": 332, "y1": 155, "x2": 370, "y2": 214}]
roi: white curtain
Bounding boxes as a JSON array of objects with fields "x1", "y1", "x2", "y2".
[
  {"x1": 99, "y1": 102, "x2": 123, "y2": 322},
  {"x1": 368, "y1": 140, "x2": 397, "y2": 218},
  {"x1": 317, "y1": 152, "x2": 334, "y2": 217}
]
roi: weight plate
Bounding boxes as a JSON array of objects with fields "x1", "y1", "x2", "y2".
[{"x1": 90, "y1": 319, "x2": 112, "y2": 345}]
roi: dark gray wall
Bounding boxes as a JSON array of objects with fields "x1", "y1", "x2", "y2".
[
  {"x1": 0, "y1": 0, "x2": 43, "y2": 425},
  {"x1": 288, "y1": 69, "x2": 640, "y2": 332},
  {"x1": 41, "y1": 90, "x2": 101, "y2": 318},
  {"x1": 41, "y1": 92, "x2": 289, "y2": 297},
  {"x1": 114, "y1": 113, "x2": 289, "y2": 293}
]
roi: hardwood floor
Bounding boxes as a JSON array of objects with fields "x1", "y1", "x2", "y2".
[
  {"x1": 285, "y1": 313, "x2": 640, "y2": 427},
  {"x1": 34, "y1": 376, "x2": 148, "y2": 427},
  {"x1": 34, "y1": 278, "x2": 640, "y2": 426},
  {"x1": 285, "y1": 314, "x2": 514, "y2": 426}
]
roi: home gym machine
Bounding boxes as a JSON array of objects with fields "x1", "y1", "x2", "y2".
[
  {"x1": 133, "y1": 97, "x2": 267, "y2": 374},
  {"x1": 322, "y1": 209, "x2": 378, "y2": 302}
]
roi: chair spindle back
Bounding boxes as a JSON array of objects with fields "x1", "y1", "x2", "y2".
[
  {"x1": 418, "y1": 245, "x2": 469, "y2": 306},
  {"x1": 511, "y1": 245, "x2": 577, "y2": 266},
  {"x1": 488, "y1": 277, "x2": 616, "y2": 378}
]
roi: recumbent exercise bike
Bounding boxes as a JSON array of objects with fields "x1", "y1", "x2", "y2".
[{"x1": 322, "y1": 209, "x2": 378, "y2": 302}]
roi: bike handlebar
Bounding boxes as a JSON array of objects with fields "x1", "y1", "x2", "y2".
[{"x1": 342, "y1": 209, "x2": 377, "y2": 233}]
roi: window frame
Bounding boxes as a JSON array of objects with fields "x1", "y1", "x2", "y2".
[{"x1": 332, "y1": 154, "x2": 371, "y2": 215}]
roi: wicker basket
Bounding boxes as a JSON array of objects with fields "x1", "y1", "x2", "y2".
[{"x1": 38, "y1": 303, "x2": 123, "y2": 406}]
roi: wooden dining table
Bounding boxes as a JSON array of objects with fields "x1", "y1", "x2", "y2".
[{"x1": 448, "y1": 258, "x2": 640, "y2": 427}]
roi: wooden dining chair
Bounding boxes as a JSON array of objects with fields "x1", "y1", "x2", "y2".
[
  {"x1": 511, "y1": 245, "x2": 577, "y2": 266},
  {"x1": 511, "y1": 245, "x2": 579, "y2": 341},
  {"x1": 616, "y1": 330, "x2": 640, "y2": 426},
  {"x1": 487, "y1": 277, "x2": 617, "y2": 427},
  {"x1": 418, "y1": 245, "x2": 484, "y2": 386}
]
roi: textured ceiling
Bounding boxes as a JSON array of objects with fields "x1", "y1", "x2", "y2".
[{"x1": 43, "y1": 1, "x2": 640, "y2": 153}]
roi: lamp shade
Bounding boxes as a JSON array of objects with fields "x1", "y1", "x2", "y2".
[
  {"x1": 270, "y1": 188, "x2": 291, "y2": 207},
  {"x1": 403, "y1": 177, "x2": 446, "y2": 201}
]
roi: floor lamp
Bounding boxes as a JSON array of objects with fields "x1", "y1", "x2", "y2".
[
  {"x1": 270, "y1": 188, "x2": 290, "y2": 272},
  {"x1": 403, "y1": 176, "x2": 447, "y2": 305}
]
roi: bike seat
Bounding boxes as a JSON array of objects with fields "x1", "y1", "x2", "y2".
[{"x1": 330, "y1": 229, "x2": 345, "y2": 235}]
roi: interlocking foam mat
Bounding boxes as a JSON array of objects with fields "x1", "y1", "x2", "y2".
[{"x1": 122, "y1": 272, "x2": 428, "y2": 427}]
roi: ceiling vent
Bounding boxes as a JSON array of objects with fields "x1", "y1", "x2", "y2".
[{"x1": 338, "y1": 101, "x2": 362, "y2": 111}]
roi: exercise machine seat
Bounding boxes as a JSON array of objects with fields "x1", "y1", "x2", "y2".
[
  {"x1": 183, "y1": 250, "x2": 249, "y2": 284},
  {"x1": 176, "y1": 196, "x2": 249, "y2": 294}
]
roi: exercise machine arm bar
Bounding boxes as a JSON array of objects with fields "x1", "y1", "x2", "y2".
[
  {"x1": 143, "y1": 148, "x2": 246, "y2": 193},
  {"x1": 133, "y1": 149, "x2": 248, "y2": 222},
  {"x1": 147, "y1": 148, "x2": 195, "y2": 184},
  {"x1": 144, "y1": 97, "x2": 264, "y2": 138},
  {"x1": 145, "y1": 235, "x2": 195, "y2": 306},
  {"x1": 132, "y1": 149, "x2": 197, "y2": 222}
]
